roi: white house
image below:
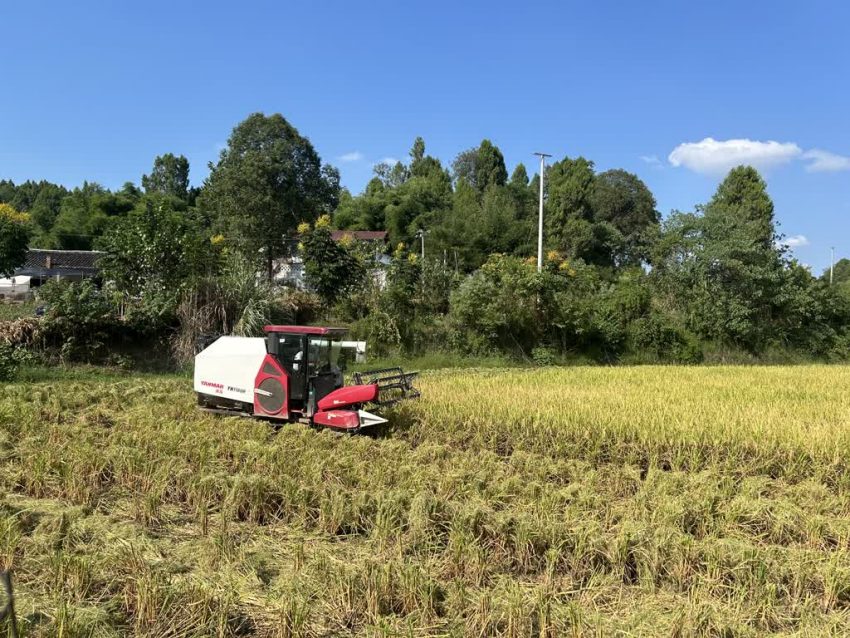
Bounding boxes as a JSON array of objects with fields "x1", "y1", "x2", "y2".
[{"x1": 0, "y1": 275, "x2": 31, "y2": 298}]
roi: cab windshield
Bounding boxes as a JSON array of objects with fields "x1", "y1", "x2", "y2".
[{"x1": 308, "y1": 336, "x2": 342, "y2": 374}]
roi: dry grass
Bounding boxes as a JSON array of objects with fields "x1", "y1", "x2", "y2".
[{"x1": 1, "y1": 366, "x2": 849, "y2": 636}]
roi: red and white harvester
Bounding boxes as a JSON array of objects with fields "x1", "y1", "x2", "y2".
[{"x1": 193, "y1": 325, "x2": 419, "y2": 431}]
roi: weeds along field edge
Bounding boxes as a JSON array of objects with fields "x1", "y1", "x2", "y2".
[{"x1": 0, "y1": 366, "x2": 849, "y2": 635}]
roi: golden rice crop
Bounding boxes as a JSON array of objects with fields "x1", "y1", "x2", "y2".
[
  {"x1": 0, "y1": 365, "x2": 849, "y2": 636},
  {"x1": 400, "y1": 365, "x2": 850, "y2": 484}
]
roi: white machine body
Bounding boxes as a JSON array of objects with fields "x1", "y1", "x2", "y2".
[{"x1": 194, "y1": 336, "x2": 267, "y2": 405}]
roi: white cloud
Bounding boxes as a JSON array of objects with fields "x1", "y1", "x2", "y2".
[
  {"x1": 779, "y1": 234, "x2": 809, "y2": 249},
  {"x1": 801, "y1": 149, "x2": 850, "y2": 173},
  {"x1": 668, "y1": 138, "x2": 801, "y2": 175},
  {"x1": 639, "y1": 154, "x2": 662, "y2": 167},
  {"x1": 338, "y1": 151, "x2": 364, "y2": 163},
  {"x1": 375, "y1": 157, "x2": 400, "y2": 166}
]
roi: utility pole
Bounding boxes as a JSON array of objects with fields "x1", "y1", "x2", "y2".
[
  {"x1": 533, "y1": 152, "x2": 552, "y2": 272},
  {"x1": 415, "y1": 229, "x2": 428, "y2": 262},
  {"x1": 831, "y1": 246, "x2": 835, "y2": 285}
]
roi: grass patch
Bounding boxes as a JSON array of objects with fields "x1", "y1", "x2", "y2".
[{"x1": 0, "y1": 300, "x2": 35, "y2": 322}]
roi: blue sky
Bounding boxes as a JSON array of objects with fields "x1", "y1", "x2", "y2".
[{"x1": 2, "y1": 1, "x2": 848, "y2": 272}]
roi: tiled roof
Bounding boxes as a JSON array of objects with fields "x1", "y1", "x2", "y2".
[
  {"x1": 17, "y1": 249, "x2": 103, "y2": 276},
  {"x1": 330, "y1": 230, "x2": 388, "y2": 242}
]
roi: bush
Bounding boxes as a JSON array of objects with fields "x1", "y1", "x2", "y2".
[
  {"x1": 0, "y1": 343, "x2": 18, "y2": 381},
  {"x1": 627, "y1": 313, "x2": 703, "y2": 363},
  {"x1": 37, "y1": 279, "x2": 121, "y2": 361},
  {"x1": 449, "y1": 255, "x2": 541, "y2": 355},
  {"x1": 350, "y1": 310, "x2": 401, "y2": 358},
  {"x1": 531, "y1": 346, "x2": 555, "y2": 366}
]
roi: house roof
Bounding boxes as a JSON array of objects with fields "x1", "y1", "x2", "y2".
[
  {"x1": 264, "y1": 325, "x2": 348, "y2": 336},
  {"x1": 330, "y1": 230, "x2": 388, "y2": 242},
  {"x1": 16, "y1": 249, "x2": 103, "y2": 278}
]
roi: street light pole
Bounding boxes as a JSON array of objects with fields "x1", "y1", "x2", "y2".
[
  {"x1": 831, "y1": 246, "x2": 835, "y2": 286},
  {"x1": 416, "y1": 229, "x2": 427, "y2": 262},
  {"x1": 533, "y1": 152, "x2": 552, "y2": 272}
]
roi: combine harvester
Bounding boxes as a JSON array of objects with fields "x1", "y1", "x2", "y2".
[{"x1": 194, "y1": 325, "x2": 419, "y2": 432}]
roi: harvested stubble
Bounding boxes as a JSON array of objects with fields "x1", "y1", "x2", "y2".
[{"x1": 0, "y1": 365, "x2": 849, "y2": 636}]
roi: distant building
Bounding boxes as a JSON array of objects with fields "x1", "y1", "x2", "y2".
[
  {"x1": 0, "y1": 275, "x2": 32, "y2": 300},
  {"x1": 15, "y1": 249, "x2": 102, "y2": 286},
  {"x1": 273, "y1": 254, "x2": 307, "y2": 289}
]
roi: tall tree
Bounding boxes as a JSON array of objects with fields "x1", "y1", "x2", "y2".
[
  {"x1": 142, "y1": 153, "x2": 190, "y2": 201},
  {"x1": 202, "y1": 113, "x2": 340, "y2": 280},
  {"x1": 510, "y1": 163, "x2": 529, "y2": 188},
  {"x1": 545, "y1": 156, "x2": 596, "y2": 252},
  {"x1": 301, "y1": 217, "x2": 365, "y2": 305},
  {"x1": 655, "y1": 166, "x2": 785, "y2": 351},
  {"x1": 591, "y1": 169, "x2": 660, "y2": 265},
  {"x1": 410, "y1": 137, "x2": 425, "y2": 165},
  {"x1": 0, "y1": 203, "x2": 31, "y2": 276},
  {"x1": 451, "y1": 139, "x2": 508, "y2": 192},
  {"x1": 475, "y1": 139, "x2": 508, "y2": 191}
]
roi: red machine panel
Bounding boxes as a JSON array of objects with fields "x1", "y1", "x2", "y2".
[
  {"x1": 317, "y1": 383, "x2": 378, "y2": 411},
  {"x1": 253, "y1": 354, "x2": 289, "y2": 419},
  {"x1": 312, "y1": 409, "x2": 361, "y2": 430}
]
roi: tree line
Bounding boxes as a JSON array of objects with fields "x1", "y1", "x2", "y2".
[{"x1": 2, "y1": 111, "x2": 850, "y2": 365}]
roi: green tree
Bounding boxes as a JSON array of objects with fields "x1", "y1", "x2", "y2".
[
  {"x1": 406, "y1": 137, "x2": 450, "y2": 190},
  {"x1": 333, "y1": 180, "x2": 389, "y2": 231},
  {"x1": 825, "y1": 258, "x2": 850, "y2": 285},
  {"x1": 374, "y1": 161, "x2": 409, "y2": 188},
  {"x1": 97, "y1": 195, "x2": 213, "y2": 298},
  {"x1": 591, "y1": 169, "x2": 659, "y2": 265},
  {"x1": 142, "y1": 153, "x2": 191, "y2": 201},
  {"x1": 545, "y1": 156, "x2": 596, "y2": 250},
  {"x1": 510, "y1": 163, "x2": 529, "y2": 188},
  {"x1": 51, "y1": 183, "x2": 135, "y2": 250},
  {"x1": 203, "y1": 113, "x2": 340, "y2": 280},
  {"x1": 0, "y1": 203, "x2": 31, "y2": 276},
  {"x1": 410, "y1": 137, "x2": 425, "y2": 165},
  {"x1": 449, "y1": 254, "x2": 543, "y2": 354},
  {"x1": 654, "y1": 166, "x2": 785, "y2": 351},
  {"x1": 475, "y1": 140, "x2": 508, "y2": 191},
  {"x1": 29, "y1": 183, "x2": 68, "y2": 235},
  {"x1": 301, "y1": 221, "x2": 365, "y2": 306},
  {"x1": 451, "y1": 139, "x2": 508, "y2": 192},
  {"x1": 0, "y1": 180, "x2": 15, "y2": 205}
]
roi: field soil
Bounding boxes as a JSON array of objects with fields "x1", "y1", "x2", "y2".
[{"x1": 1, "y1": 366, "x2": 850, "y2": 636}]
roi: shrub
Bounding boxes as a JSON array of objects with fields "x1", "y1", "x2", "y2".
[
  {"x1": 0, "y1": 343, "x2": 18, "y2": 381},
  {"x1": 449, "y1": 255, "x2": 541, "y2": 355},
  {"x1": 627, "y1": 313, "x2": 703, "y2": 363},
  {"x1": 37, "y1": 279, "x2": 121, "y2": 361},
  {"x1": 531, "y1": 346, "x2": 555, "y2": 366}
]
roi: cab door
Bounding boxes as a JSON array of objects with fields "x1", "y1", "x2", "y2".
[{"x1": 275, "y1": 334, "x2": 307, "y2": 406}]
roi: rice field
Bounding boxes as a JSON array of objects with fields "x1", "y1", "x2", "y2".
[{"x1": 1, "y1": 365, "x2": 850, "y2": 636}]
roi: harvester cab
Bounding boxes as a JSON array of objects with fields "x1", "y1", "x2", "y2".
[{"x1": 194, "y1": 325, "x2": 419, "y2": 432}]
